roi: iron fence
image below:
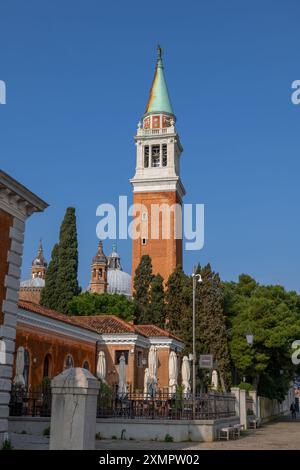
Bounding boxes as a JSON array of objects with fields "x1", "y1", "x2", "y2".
[
  {"x1": 97, "y1": 390, "x2": 236, "y2": 420},
  {"x1": 9, "y1": 387, "x2": 236, "y2": 421},
  {"x1": 9, "y1": 388, "x2": 51, "y2": 417}
]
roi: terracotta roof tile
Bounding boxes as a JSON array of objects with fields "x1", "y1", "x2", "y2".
[
  {"x1": 18, "y1": 300, "x2": 96, "y2": 333},
  {"x1": 17, "y1": 300, "x2": 183, "y2": 342},
  {"x1": 73, "y1": 315, "x2": 140, "y2": 335},
  {"x1": 135, "y1": 325, "x2": 182, "y2": 342}
]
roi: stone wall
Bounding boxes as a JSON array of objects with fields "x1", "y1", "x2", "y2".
[
  {"x1": 96, "y1": 416, "x2": 240, "y2": 442},
  {"x1": 8, "y1": 416, "x2": 240, "y2": 443}
]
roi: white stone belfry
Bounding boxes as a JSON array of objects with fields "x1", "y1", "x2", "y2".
[{"x1": 50, "y1": 367, "x2": 100, "y2": 450}]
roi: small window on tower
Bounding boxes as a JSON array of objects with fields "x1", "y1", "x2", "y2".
[
  {"x1": 142, "y1": 238, "x2": 147, "y2": 245},
  {"x1": 151, "y1": 145, "x2": 160, "y2": 167},
  {"x1": 144, "y1": 146, "x2": 149, "y2": 168},
  {"x1": 162, "y1": 144, "x2": 167, "y2": 166}
]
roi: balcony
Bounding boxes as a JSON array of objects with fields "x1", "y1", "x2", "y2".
[{"x1": 136, "y1": 126, "x2": 175, "y2": 137}]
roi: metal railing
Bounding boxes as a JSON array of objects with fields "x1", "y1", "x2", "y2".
[
  {"x1": 9, "y1": 388, "x2": 51, "y2": 417},
  {"x1": 9, "y1": 387, "x2": 236, "y2": 421},
  {"x1": 97, "y1": 390, "x2": 236, "y2": 420}
]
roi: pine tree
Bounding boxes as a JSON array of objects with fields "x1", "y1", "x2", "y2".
[
  {"x1": 196, "y1": 264, "x2": 231, "y2": 391},
  {"x1": 56, "y1": 207, "x2": 80, "y2": 313},
  {"x1": 149, "y1": 273, "x2": 165, "y2": 327},
  {"x1": 40, "y1": 243, "x2": 60, "y2": 309},
  {"x1": 133, "y1": 255, "x2": 153, "y2": 323}
]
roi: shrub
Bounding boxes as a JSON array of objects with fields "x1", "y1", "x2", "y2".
[
  {"x1": 111, "y1": 435, "x2": 117, "y2": 440},
  {"x1": 1, "y1": 439, "x2": 13, "y2": 450},
  {"x1": 43, "y1": 426, "x2": 50, "y2": 437},
  {"x1": 164, "y1": 434, "x2": 174, "y2": 442},
  {"x1": 238, "y1": 382, "x2": 253, "y2": 392}
]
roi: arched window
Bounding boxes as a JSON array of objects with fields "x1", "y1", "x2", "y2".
[
  {"x1": 64, "y1": 354, "x2": 74, "y2": 369},
  {"x1": 24, "y1": 349, "x2": 30, "y2": 389},
  {"x1": 83, "y1": 361, "x2": 89, "y2": 370},
  {"x1": 43, "y1": 354, "x2": 52, "y2": 378}
]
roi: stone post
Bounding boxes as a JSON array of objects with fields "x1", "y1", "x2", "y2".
[
  {"x1": 239, "y1": 389, "x2": 248, "y2": 430},
  {"x1": 249, "y1": 390, "x2": 259, "y2": 419},
  {"x1": 230, "y1": 387, "x2": 240, "y2": 418},
  {"x1": 50, "y1": 367, "x2": 100, "y2": 450}
]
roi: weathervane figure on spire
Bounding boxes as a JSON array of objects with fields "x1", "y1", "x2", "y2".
[{"x1": 157, "y1": 44, "x2": 162, "y2": 60}]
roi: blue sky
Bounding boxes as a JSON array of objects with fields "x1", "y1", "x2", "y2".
[{"x1": 1, "y1": 0, "x2": 299, "y2": 292}]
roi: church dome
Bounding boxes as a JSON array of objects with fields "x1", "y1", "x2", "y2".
[
  {"x1": 106, "y1": 243, "x2": 132, "y2": 297},
  {"x1": 107, "y1": 269, "x2": 132, "y2": 297}
]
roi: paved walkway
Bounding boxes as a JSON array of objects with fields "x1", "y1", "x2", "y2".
[{"x1": 10, "y1": 418, "x2": 300, "y2": 450}]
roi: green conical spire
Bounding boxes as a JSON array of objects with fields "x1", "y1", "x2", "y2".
[{"x1": 145, "y1": 45, "x2": 174, "y2": 116}]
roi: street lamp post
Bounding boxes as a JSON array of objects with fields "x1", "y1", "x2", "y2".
[{"x1": 192, "y1": 267, "x2": 202, "y2": 418}]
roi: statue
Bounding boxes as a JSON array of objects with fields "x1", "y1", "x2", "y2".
[{"x1": 211, "y1": 369, "x2": 218, "y2": 390}]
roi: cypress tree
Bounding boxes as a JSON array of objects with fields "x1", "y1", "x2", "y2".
[
  {"x1": 40, "y1": 243, "x2": 60, "y2": 309},
  {"x1": 149, "y1": 273, "x2": 165, "y2": 327},
  {"x1": 133, "y1": 255, "x2": 153, "y2": 324},
  {"x1": 196, "y1": 264, "x2": 231, "y2": 391},
  {"x1": 56, "y1": 207, "x2": 80, "y2": 313},
  {"x1": 165, "y1": 265, "x2": 192, "y2": 347}
]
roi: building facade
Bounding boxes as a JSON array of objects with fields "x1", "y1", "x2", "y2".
[
  {"x1": 130, "y1": 46, "x2": 185, "y2": 283},
  {"x1": 15, "y1": 300, "x2": 184, "y2": 393},
  {"x1": 0, "y1": 170, "x2": 48, "y2": 445}
]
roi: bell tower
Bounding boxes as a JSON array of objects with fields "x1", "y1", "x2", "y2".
[
  {"x1": 31, "y1": 240, "x2": 47, "y2": 279},
  {"x1": 90, "y1": 241, "x2": 108, "y2": 294},
  {"x1": 130, "y1": 46, "x2": 185, "y2": 283}
]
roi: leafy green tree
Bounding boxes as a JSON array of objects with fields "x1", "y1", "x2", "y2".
[
  {"x1": 149, "y1": 273, "x2": 166, "y2": 327},
  {"x1": 133, "y1": 255, "x2": 153, "y2": 323},
  {"x1": 56, "y1": 207, "x2": 80, "y2": 313},
  {"x1": 40, "y1": 243, "x2": 59, "y2": 309},
  {"x1": 67, "y1": 292, "x2": 135, "y2": 321},
  {"x1": 223, "y1": 274, "x2": 300, "y2": 399}
]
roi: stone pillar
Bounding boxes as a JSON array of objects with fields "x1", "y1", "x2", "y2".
[
  {"x1": 0, "y1": 170, "x2": 48, "y2": 445},
  {"x1": 50, "y1": 367, "x2": 100, "y2": 450},
  {"x1": 249, "y1": 390, "x2": 259, "y2": 419},
  {"x1": 239, "y1": 389, "x2": 248, "y2": 430},
  {"x1": 230, "y1": 387, "x2": 240, "y2": 418}
]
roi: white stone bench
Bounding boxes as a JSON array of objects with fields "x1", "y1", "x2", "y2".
[
  {"x1": 248, "y1": 417, "x2": 260, "y2": 429},
  {"x1": 233, "y1": 423, "x2": 244, "y2": 438},
  {"x1": 218, "y1": 426, "x2": 235, "y2": 440}
]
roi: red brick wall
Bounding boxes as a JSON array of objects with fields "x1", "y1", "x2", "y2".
[
  {"x1": 19, "y1": 288, "x2": 42, "y2": 305},
  {"x1": 0, "y1": 209, "x2": 13, "y2": 325},
  {"x1": 132, "y1": 191, "x2": 183, "y2": 285}
]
